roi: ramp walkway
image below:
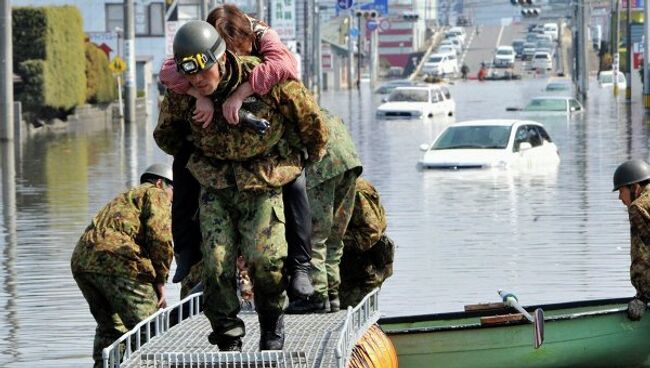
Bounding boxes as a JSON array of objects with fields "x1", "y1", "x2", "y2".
[{"x1": 102, "y1": 290, "x2": 380, "y2": 368}]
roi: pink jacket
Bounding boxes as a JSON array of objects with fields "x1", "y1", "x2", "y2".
[{"x1": 159, "y1": 28, "x2": 299, "y2": 96}]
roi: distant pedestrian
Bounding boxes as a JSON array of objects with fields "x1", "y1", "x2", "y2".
[
  {"x1": 460, "y1": 64, "x2": 470, "y2": 80},
  {"x1": 71, "y1": 163, "x2": 174, "y2": 368},
  {"x1": 478, "y1": 63, "x2": 488, "y2": 81},
  {"x1": 613, "y1": 160, "x2": 650, "y2": 321}
]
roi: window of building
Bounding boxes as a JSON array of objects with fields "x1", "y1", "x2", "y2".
[
  {"x1": 106, "y1": 2, "x2": 165, "y2": 37},
  {"x1": 106, "y1": 3, "x2": 123, "y2": 33}
]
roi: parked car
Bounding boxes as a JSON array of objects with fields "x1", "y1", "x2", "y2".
[
  {"x1": 519, "y1": 96, "x2": 584, "y2": 114},
  {"x1": 441, "y1": 37, "x2": 463, "y2": 52},
  {"x1": 376, "y1": 85, "x2": 455, "y2": 120},
  {"x1": 437, "y1": 44, "x2": 459, "y2": 57},
  {"x1": 422, "y1": 53, "x2": 458, "y2": 77},
  {"x1": 374, "y1": 79, "x2": 416, "y2": 94},
  {"x1": 512, "y1": 39, "x2": 526, "y2": 58},
  {"x1": 522, "y1": 42, "x2": 536, "y2": 61},
  {"x1": 494, "y1": 46, "x2": 516, "y2": 68},
  {"x1": 544, "y1": 79, "x2": 572, "y2": 94},
  {"x1": 598, "y1": 70, "x2": 627, "y2": 89},
  {"x1": 543, "y1": 23, "x2": 559, "y2": 41},
  {"x1": 532, "y1": 51, "x2": 553, "y2": 70},
  {"x1": 418, "y1": 119, "x2": 560, "y2": 169}
]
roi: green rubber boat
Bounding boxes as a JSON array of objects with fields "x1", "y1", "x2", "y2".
[{"x1": 379, "y1": 297, "x2": 650, "y2": 368}]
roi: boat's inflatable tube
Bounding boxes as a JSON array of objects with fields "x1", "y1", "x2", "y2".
[{"x1": 348, "y1": 324, "x2": 398, "y2": 368}]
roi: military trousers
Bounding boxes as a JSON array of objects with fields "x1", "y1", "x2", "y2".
[
  {"x1": 307, "y1": 170, "x2": 359, "y2": 300},
  {"x1": 199, "y1": 186, "x2": 287, "y2": 338},
  {"x1": 73, "y1": 272, "x2": 158, "y2": 368}
]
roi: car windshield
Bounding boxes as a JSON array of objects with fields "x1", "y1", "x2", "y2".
[
  {"x1": 389, "y1": 89, "x2": 429, "y2": 102},
  {"x1": 534, "y1": 54, "x2": 549, "y2": 59},
  {"x1": 432, "y1": 125, "x2": 512, "y2": 150},
  {"x1": 429, "y1": 56, "x2": 442, "y2": 62},
  {"x1": 524, "y1": 98, "x2": 567, "y2": 111},
  {"x1": 599, "y1": 73, "x2": 612, "y2": 82},
  {"x1": 546, "y1": 83, "x2": 569, "y2": 91},
  {"x1": 497, "y1": 49, "x2": 513, "y2": 55}
]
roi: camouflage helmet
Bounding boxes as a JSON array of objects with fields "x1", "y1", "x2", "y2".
[
  {"x1": 140, "y1": 163, "x2": 173, "y2": 185},
  {"x1": 173, "y1": 20, "x2": 226, "y2": 75},
  {"x1": 612, "y1": 159, "x2": 650, "y2": 191}
]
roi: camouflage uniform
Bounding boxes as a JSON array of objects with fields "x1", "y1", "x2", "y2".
[
  {"x1": 629, "y1": 185, "x2": 650, "y2": 300},
  {"x1": 339, "y1": 178, "x2": 395, "y2": 308},
  {"x1": 70, "y1": 183, "x2": 173, "y2": 367},
  {"x1": 154, "y1": 52, "x2": 328, "y2": 342},
  {"x1": 306, "y1": 110, "x2": 362, "y2": 303}
]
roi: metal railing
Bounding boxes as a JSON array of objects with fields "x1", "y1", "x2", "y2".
[
  {"x1": 334, "y1": 288, "x2": 381, "y2": 368},
  {"x1": 103, "y1": 288, "x2": 380, "y2": 368},
  {"x1": 102, "y1": 292, "x2": 204, "y2": 368}
]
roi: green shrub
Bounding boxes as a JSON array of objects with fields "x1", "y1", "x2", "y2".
[
  {"x1": 85, "y1": 43, "x2": 116, "y2": 103},
  {"x1": 13, "y1": 6, "x2": 86, "y2": 113}
]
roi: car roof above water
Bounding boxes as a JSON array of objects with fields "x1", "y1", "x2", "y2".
[{"x1": 450, "y1": 119, "x2": 541, "y2": 127}]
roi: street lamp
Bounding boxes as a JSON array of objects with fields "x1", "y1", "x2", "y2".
[{"x1": 114, "y1": 26, "x2": 123, "y2": 58}]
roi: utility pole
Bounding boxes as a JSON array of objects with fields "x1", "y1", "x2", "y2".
[
  {"x1": 356, "y1": 11, "x2": 362, "y2": 89},
  {"x1": 124, "y1": 0, "x2": 136, "y2": 124},
  {"x1": 643, "y1": 3, "x2": 650, "y2": 110},
  {"x1": 577, "y1": 0, "x2": 589, "y2": 100},
  {"x1": 347, "y1": 12, "x2": 354, "y2": 89},
  {"x1": 313, "y1": 1, "x2": 322, "y2": 100},
  {"x1": 614, "y1": 0, "x2": 621, "y2": 96},
  {"x1": 626, "y1": 0, "x2": 632, "y2": 100},
  {"x1": 369, "y1": 26, "x2": 378, "y2": 88},
  {"x1": 1, "y1": 0, "x2": 14, "y2": 141},
  {"x1": 201, "y1": 0, "x2": 209, "y2": 20},
  {"x1": 256, "y1": 0, "x2": 265, "y2": 22}
]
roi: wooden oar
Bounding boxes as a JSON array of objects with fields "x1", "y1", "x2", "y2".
[{"x1": 498, "y1": 289, "x2": 545, "y2": 349}]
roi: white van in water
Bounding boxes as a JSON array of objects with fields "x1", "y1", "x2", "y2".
[{"x1": 543, "y1": 23, "x2": 558, "y2": 41}]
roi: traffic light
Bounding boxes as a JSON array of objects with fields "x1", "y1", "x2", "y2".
[
  {"x1": 521, "y1": 8, "x2": 540, "y2": 17},
  {"x1": 403, "y1": 12, "x2": 419, "y2": 21},
  {"x1": 355, "y1": 10, "x2": 377, "y2": 19}
]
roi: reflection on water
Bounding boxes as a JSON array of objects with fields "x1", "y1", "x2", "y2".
[{"x1": 0, "y1": 79, "x2": 649, "y2": 366}]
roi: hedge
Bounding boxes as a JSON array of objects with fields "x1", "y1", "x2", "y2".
[
  {"x1": 85, "y1": 43, "x2": 116, "y2": 103},
  {"x1": 13, "y1": 6, "x2": 86, "y2": 113}
]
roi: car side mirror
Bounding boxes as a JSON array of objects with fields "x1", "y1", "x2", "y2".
[
  {"x1": 519, "y1": 142, "x2": 532, "y2": 151},
  {"x1": 420, "y1": 143, "x2": 430, "y2": 151},
  {"x1": 569, "y1": 106, "x2": 576, "y2": 112},
  {"x1": 382, "y1": 97, "x2": 388, "y2": 103}
]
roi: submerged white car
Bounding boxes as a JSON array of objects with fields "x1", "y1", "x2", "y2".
[
  {"x1": 376, "y1": 85, "x2": 455, "y2": 120},
  {"x1": 598, "y1": 70, "x2": 627, "y2": 89},
  {"x1": 419, "y1": 119, "x2": 560, "y2": 169}
]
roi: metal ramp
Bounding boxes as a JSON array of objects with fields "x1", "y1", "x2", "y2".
[{"x1": 102, "y1": 289, "x2": 380, "y2": 368}]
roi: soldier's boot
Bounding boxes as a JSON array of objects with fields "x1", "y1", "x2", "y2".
[
  {"x1": 286, "y1": 293, "x2": 329, "y2": 314},
  {"x1": 208, "y1": 333, "x2": 242, "y2": 351},
  {"x1": 329, "y1": 292, "x2": 341, "y2": 313},
  {"x1": 259, "y1": 313, "x2": 285, "y2": 350},
  {"x1": 288, "y1": 262, "x2": 314, "y2": 300},
  {"x1": 208, "y1": 326, "x2": 244, "y2": 351}
]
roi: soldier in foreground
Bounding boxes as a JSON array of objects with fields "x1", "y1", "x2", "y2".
[
  {"x1": 613, "y1": 160, "x2": 650, "y2": 321},
  {"x1": 339, "y1": 177, "x2": 395, "y2": 308},
  {"x1": 154, "y1": 21, "x2": 328, "y2": 351},
  {"x1": 70, "y1": 164, "x2": 174, "y2": 368}
]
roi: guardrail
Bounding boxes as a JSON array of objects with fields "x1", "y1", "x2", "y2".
[
  {"x1": 334, "y1": 288, "x2": 381, "y2": 368},
  {"x1": 102, "y1": 292, "x2": 203, "y2": 368}
]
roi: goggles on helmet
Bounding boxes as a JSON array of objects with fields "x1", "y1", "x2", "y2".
[
  {"x1": 178, "y1": 53, "x2": 210, "y2": 74},
  {"x1": 175, "y1": 38, "x2": 224, "y2": 75}
]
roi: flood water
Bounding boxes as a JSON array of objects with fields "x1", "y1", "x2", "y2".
[{"x1": 1, "y1": 78, "x2": 648, "y2": 366}]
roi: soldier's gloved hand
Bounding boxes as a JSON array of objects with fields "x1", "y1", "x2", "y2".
[{"x1": 627, "y1": 298, "x2": 646, "y2": 321}]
